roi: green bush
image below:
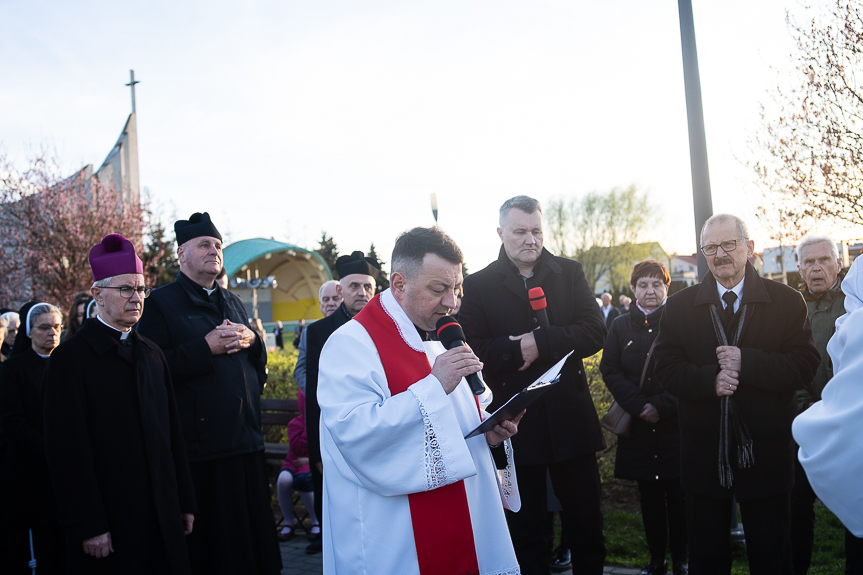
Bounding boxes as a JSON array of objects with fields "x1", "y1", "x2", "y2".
[
  {"x1": 585, "y1": 351, "x2": 621, "y2": 485},
  {"x1": 261, "y1": 347, "x2": 299, "y2": 445}
]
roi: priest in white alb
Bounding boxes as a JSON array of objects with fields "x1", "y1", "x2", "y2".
[{"x1": 318, "y1": 226, "x2": 523, "y2": 575}]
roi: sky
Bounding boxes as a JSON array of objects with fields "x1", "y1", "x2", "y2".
[{"x1": 0, "y1": 0, "x2": 851, "y2": 273}]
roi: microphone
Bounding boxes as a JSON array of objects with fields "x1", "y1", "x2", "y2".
[
  {"x1": 528, "y1": 287, "x2": 550, "y2": 328},
  {"x1": 435, "y1": 316, "x2": 486, "y2": 396}
]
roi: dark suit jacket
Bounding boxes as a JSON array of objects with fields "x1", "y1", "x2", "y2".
[
  {"x1": 305, "y1": 304, "x2": 352, "y2": 465},
  {"x1": 603, "y1": 306, "x2": 620, "y2": 330},
  {"x1": 460, "y1": 246, "x2": 607, "y2": 465},
  {"x1": 654, "y1": 262, "x2": 820, "y2": 501}
]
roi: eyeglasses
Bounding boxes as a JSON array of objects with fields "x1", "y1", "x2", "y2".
[
  {"x1": 100, "y1": 286, "x2": 151, "y2": 299},
  {"x1": 35, "y1": 323, "x2": 63, "y2": 333},
  {"x1": 700, "y1": 238, "x2": 747, "y2": 257}
]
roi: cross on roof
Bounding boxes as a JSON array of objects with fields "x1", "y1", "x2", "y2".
[{"x1": 125, "y1": 70, "x2": 140, "y2": 114}]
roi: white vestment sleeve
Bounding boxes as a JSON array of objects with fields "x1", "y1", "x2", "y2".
[
  {"x1": 318, "y1": 322, "x2": 477, "y2": 497},
  {"x1": 474, "y1": 371, "x2": 521, "y2": 511},
  {"x1": 793, "y1": 303, "x2": 863, "y2": 537}
]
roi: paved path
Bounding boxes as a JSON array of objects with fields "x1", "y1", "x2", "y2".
[{"x1": 279, "y1": 537, "x2": 641, "y2": 575}]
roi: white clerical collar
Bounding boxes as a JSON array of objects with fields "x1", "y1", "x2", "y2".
[
  {"x1": 379, "y1": 289, "x2": 425, "y2": 353},
  {"x1": 716, "y1": 275, "x2": 745, "y2": 311},
  {"x1": 36, "y1": 352, "x2": 50, "y2": 358},
  {"x1": 97, "y1": 315, "x2": 131, "y2": 339},
  {"x1": 203, "y1": 286, "x2": 217, "y2": 295}
]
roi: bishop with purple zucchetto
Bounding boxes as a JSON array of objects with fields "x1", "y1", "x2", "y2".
[{"x1": 42, "y1": 233, "x2": 197, "y2": 574}]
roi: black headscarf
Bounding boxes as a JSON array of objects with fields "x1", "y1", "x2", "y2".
[{"x1": 10, "y1": 301, "x2": 38, "y2": 357}]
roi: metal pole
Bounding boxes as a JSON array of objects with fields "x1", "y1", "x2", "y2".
[{"x1": 678, "y1": 0, "x2": 714, "y2": 280}]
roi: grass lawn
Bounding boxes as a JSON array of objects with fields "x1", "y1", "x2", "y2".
[{"x1": 594, "y1": 482, "x2": 848, "y2": 574}]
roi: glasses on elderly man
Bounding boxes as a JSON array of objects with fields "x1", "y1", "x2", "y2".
[
  {"x1": 100, "y1": 286, "x2": 152, "y2": 299},
  {"x1": 700, "y1": 238, "x2": 747, "y2": 257}
]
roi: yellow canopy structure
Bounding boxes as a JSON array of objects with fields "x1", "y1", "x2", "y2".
[{"x1": 223, "y1": 238, "x2": 333, "y2": 322}]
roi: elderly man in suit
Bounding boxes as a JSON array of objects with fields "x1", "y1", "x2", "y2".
[{"x1": 654, "y1": 214, "x2": 820, "y2": 575}]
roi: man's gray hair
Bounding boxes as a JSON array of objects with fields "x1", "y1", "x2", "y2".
[
  {"x1": 92, "y1": 276, "x2": 115, "y2": 289},
  {"x1": 318, "y1": 280, "x2": 339, "y2": 299},
  {"x1": 797, "y1": 232, "x2": 840, "y2": 262},
  {"x1": 391, "y1": 227, "x2": 463, "y2": 281},
  {"x1": 700, "y1": 214, "x2": 749, "y2": 246},
  {"x1": 499, "y1": 195, "x2": 542, "y2": 227}
]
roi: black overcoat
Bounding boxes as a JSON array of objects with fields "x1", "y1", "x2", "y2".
[
  {"x1": 460, "y1": 246, "x2": 607, "y2": 465},
  {"x1": 654, "y1": 263, "x2": 820, "y2": 501},
  {"x1": 599, "y1": 305, "x2": 681, "y2": 481},
  {"x1": 0, "y1": 348, "x2": 59, "y2": 527},
  {"x1": 305, "y1": 304, "x2": 352, "y2": 465},
  {"x1": 43, "y1": 319, "x2": 196, "y2": 574},
  {"x1": 136, "y1": 272, "x2": 267, "y2": 463}
]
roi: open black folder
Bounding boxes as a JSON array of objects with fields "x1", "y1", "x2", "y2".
[{"x1": 464, "y1": 351, "x2": 574, "y2": 439}]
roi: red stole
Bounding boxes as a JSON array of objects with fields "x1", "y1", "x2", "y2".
[{"x1": 355, "y1": 294, "x2": 480, "y2": 575}]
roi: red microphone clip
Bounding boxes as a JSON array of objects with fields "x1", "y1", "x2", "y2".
[{"x1": 528, "y1": 287, "x2": 547, "y2": 311}]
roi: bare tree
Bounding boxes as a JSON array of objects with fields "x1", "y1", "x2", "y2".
[
  {"x1": 0, "y1": 153, "x2": 172, "y2": 311},
  {"x1": 751, "y1": 0, "x2": 863, "y2": 230},
  {"x1": 546, "y1": 185, "x2": 657, "y2": 293}
]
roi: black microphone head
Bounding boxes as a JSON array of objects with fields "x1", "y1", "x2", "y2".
[{"x1": 435, "y1": 316, "x2": 466, "y2": 349}]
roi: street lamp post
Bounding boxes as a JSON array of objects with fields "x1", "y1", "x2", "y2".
[{"x1": 678, "y1": 0, "x2": 714, "y2": 280}]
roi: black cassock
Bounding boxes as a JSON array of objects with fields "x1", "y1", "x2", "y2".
[
  {"x1": 0, "y1": 348, "x2": 65, "y2": 574},
  {"x1": 43, "y1": 319, "x2": 196, "y2": 575}
]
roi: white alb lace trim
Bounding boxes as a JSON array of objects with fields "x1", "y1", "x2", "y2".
[
  {"x1": 380, "y1": 290, "x2": 424, "y2": 352},
  {"x1": 409, "y1": 386, "x2": 454, "y2": 490},
  {"x1": 488, "y1": 567, "x2": 520, "y2": 575},
  {"x1": 499, "y1": 440, "x2": 515, "y2": 500}
]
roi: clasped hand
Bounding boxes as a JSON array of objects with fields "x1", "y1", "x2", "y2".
[
  {"x1": 82, "y1": 532, "x2": 113, "y2": 558},
  {"x1": 206, "y1": 320, "x2": 255, "y2": 355},
  {"x1": 715, "y1": 346, "x2": 741, "y2": 397}
]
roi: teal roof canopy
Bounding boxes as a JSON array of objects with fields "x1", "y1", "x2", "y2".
[{"x1": 222, "y1": 238, "x2": 332, "y2": 279}]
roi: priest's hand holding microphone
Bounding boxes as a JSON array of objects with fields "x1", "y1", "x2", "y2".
[{"x1": 432, "y1": 316, "x2": 525, "y2": 446}]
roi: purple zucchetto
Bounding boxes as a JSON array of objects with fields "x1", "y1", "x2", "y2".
[{"x1": 89, "y1": 233, "x2": 144, "y2": 281}]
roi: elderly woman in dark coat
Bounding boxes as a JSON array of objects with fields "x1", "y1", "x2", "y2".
[
  {"x1": 600, "y1": 261, "x2": 687, "y2": 575},
  {"x1": 0, "y1": 302, "x2": 66, "y2": 573}
]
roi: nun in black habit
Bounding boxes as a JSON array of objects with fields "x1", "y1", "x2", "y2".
[
  {"x1": 0, "y1": 301, "x2": 67, "y2": 574},
  {"x1": 43, "y1": 234, "x2": 196, "y2": 575}
]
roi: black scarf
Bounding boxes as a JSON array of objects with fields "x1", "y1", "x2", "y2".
[{"x1": 709, "y1": 303, "x2": 755, "y2": 488}]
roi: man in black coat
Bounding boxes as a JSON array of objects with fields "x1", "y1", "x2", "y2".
[
  {"x1": 136, "y1": 213, "x2": 281, "y2": 575},
  {"x1": 460, "y1": 196, "x2": 608, "y2": 575},
  {"x1": 43, "y1": 234, "x2": 196, "y2": 575},
  {"x1": 654, "y1": 214, "x2": 820, "y2": 575},
  {"x1": 600, "y1": 292, "x2": 620, "y2": 329},
  {"x1": 304, "y1": 251, "x2": 379, "y2": 554}
]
